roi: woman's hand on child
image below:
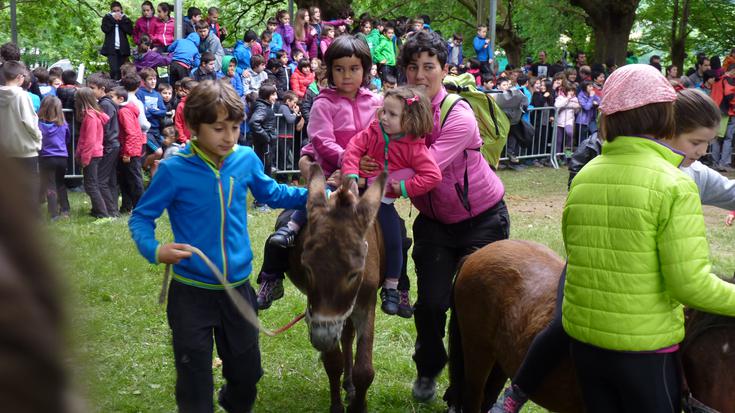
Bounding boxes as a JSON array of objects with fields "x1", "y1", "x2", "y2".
[
  {"x1": 158, "y1": 243, "x2": 193, "y2": 264},
  {"x1": 327, "y1": 169, "x2": 342, "y2": 187},
  {"x1": 359, "y1": 155, "x2": 380, "y2": 174},
  {"x1": 390, "y1": 181, "x2": 401, "y2": 196},
  {"x1": 726, "y1": 211, "x2": 735, "y2": 226},
  {"x1": 122, "y1": 156, "x2": 131, "y2": 163}
]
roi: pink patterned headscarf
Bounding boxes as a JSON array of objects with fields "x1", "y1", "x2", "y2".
[{"x1": 599, "y1": 64, "x2": 676, "y2": 115}]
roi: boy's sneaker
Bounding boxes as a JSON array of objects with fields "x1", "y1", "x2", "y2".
[
  {"x1": 397, "y1": 290, "x2": 413, "y2": 318},
  {"x1": 489, "y1": 384, "x2": 529, "y2": 413},
  {"x1": 412, "y1": 376, "x2": 436, "y2": 402},
  {"x1": 257, "y1": 278, "x2": 284, "y2": 310},
  {"x1": 268, "y1": 226, "x2": 297, "y2": 248},
  {"x1": 380, "y1": 288, "x2": 400, "y2": 315}
]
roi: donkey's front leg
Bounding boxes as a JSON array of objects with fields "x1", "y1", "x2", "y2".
[
  {"x1": 347, "y1": 310, "x2": 375, "y2": 413},
  {"x1": 322, "y1": 347, "x2": 345, "y2": 413},
  {"x1": 341, "y1": 319, "x2": 356, "y2": 403}
]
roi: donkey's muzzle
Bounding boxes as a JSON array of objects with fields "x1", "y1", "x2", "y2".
[{"x1": 306, "y1": 307, "x2": 351, "y2": 352}]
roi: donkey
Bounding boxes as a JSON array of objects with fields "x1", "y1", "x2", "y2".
[
  {"x1": 448, "y1": 239, "x2": 735, "y2": 412},
  {"x1": 286, "y1": 164, "x2": 386, "y2": 413}
]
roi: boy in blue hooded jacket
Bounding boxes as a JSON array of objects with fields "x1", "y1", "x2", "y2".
[{"x1": 129, "y1": 80, "x2": 308, "y2": 413}]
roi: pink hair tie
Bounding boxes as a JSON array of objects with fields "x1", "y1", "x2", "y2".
[{"x1": 405, "y1": 95, "x2": 419, "y2": 105}]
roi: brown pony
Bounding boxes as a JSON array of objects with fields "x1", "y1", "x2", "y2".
[
  {"x1": 448, "y1": 239, "x2": 735, "y2": 413},
  {"x1": 286, "y1": 164, "x2": 386, "y2": 413}
]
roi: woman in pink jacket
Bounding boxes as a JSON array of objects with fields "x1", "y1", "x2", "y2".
[
  {"x1": 341, "y1": 87, "x2": 441, "y2": 316},
  {"x1": 150, "y1": 2, "x2": 175, "y2": 51},
  {"x1": 74, "y1": 87, "x2": 111, "y2": 218}
]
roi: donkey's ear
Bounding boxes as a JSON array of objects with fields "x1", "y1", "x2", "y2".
[
  {"x1": 355, "y1": 172, "x2": 387, "y2": 231},
  {"x1": 307, "y1": 163, "x2": 327, "y2": 211}
]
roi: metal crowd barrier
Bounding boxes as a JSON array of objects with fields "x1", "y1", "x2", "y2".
[
  {"x1": 61, "y1": 108, "x2": 83, "y2": 179},
  {"x1": 270, "y1": 113, "x2": 305, "y2": 176},
  {"x1": 498, "y1": 106, "x2": 559, "y2": 168}
]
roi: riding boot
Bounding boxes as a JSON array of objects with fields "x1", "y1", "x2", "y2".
[{"x1": 489, "y1": 384, "x2": 528, "y2": 413}]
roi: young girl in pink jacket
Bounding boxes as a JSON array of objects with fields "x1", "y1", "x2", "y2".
[
  {"x1": 75, "y1": 87, "x2": 111, "y2": 218},
  {"x1": 341, "y1": 87, "x2": 441, "y2": 315}
]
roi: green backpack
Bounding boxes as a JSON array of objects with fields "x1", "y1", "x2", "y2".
[{"x1": 440, "y1": 73, "x2": 510, "y2": 168}]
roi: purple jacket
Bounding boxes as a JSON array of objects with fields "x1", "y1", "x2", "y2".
[
  {"x1": 411, "y1": 87, "x2": 505, "y2": 224},
  {"x1": 134, "y1": 50, "x2": 172, "y2": 72},
  {"x1": 276, "y1": 23, "x2": 295, "y2": 58},
  {"x1": 38, "y1": 121, "x2": 69, "y2": 158},
  {"x1": 575, "y1": 91, "x2": 601, "y2": 126}
]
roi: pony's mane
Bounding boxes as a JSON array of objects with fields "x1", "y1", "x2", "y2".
[{"x1": 683, "y1": 278, "x2": 735, "y2": 349}]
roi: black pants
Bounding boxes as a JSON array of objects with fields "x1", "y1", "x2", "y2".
[
  {"x1": 570, "y1": 339, "x2": 681, "y2": 413},
  {"x1": 118, "y1": 155, "x2": 143, "y2": 213},
  {"x1": 98, "y1": 147, "x2": 120, "y2": 217},
  {"x1": 107, "y1": 51, "x2": 128, "y2": 80},
  {"x1": 169, "y1": 62, "x2": 191, "y2": 88},
  {"x1": 11, "y1": 156, "x2": 40, "y2": 214},
  {"x1": 513, "y1": 265, "x2": 567, "y2": 394},
  {"x1": 83, "y1": 157, "x2": 109, "y2": 217},
  {"x1": 39, "y1": 156, "x2": 70, "y2": 218},
  {"x1": 167, "y1": 280, "x2": 263, "y2": 413},
  {"x1": 412, "y1": 200, "x2": 510, "y2": 379},
  {"x1": 377, "y1": 203, "x2": 402, "y2": 281}
]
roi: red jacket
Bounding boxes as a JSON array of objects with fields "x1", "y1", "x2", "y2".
[
  {"x1": 341, "y1": 120, "x2": 441, "y2": 198},
  {"x1": 290, "y1": 68, "x2": 314, "y2": 98},
  {"x1": 118, "y1": 103, "x2": 146, "y2": 158},
  {"x1": 174, "y1": 96, "x2": 191, "y2": 143},
  {"x1": 76, "y1": 109, "x2": 109, "y2": 167}
]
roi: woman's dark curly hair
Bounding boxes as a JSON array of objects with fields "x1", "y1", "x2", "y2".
[{"x1": 398, "y1": 30, "x2": 448, "y2": 68}]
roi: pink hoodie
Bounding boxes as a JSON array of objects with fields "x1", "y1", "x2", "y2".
[
  {"x1": 133, "y1": 16, "x2": 154, "y2": 44},
  {"x1": 304, "y1": 87, "x2": 382, "y2": 176},
  {"x1": 76, "y1": 109, "x2": 110, "y2": 167},
  {"x1": 150, "y1": 17, "x2": 175, "y2": 48},
  {"x1": 411, "y1": 87, "x2": 505, "y2": 224}
]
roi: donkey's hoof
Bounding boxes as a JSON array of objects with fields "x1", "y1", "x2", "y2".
[
  {"x1": 346, "y1": 402, "x2": 367, "y2": 413},
  {"x1": 329, "y1": 404, "x2": 345, "y2": 413},
  {"x1": 343, "y1": 382, "x2": 356, "y2": 402}
]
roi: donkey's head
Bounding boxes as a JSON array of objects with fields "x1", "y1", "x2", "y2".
[{"x1": 300, "y1": 164, "x2": 386, "y2": 351}]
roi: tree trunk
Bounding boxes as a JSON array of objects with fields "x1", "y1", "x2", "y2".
[
  {"x1": 497, "y1": 0, "x2": 524, "y2": 67},
  {"x1": 296, "y1": 0, "x2": 354, "y2": 20},
  {"x1": 570, "y1": 0, "x2": 640, "y2": 66},
  {"x1": 670, "y1": 0, "x2": 690, "y2": 72}
]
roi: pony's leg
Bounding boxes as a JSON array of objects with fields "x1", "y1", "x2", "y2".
[
  {"x1": 341, "y1": 319, "x2": 356, "y2": 402},
  {"x1": 462, "y1": 335, "x2": 497, "y2": 413},
  {"x1": 347, "y1": 311, "x2": 375, "y2": 413},
  {"x1": 481, "y1": 365, "x2": 508, "y2": 412},
  {"x1": 322, "y1": 347, "x2": 345, "y2": 413}
]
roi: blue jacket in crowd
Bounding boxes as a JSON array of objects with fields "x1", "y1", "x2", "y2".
[
  {"x1": 232, "y1": 41, "x2": 252, "y2": 75},
  {"x1": 136, "y1": 87, "x2": 167, "y2": 131},
  {"x1": 168, "y1": 32, "x2": 201, "y2": 68},
  {"x1": 473, "y1": 35, "x2": 491, "y2": 62}
]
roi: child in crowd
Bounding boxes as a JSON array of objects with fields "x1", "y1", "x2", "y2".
[
  {"x1": 196, "y1": 20, "x2": 225, "y2": 72},
  {"x1": 260, "y1": 31, "x2": 272, "y2": 59},
  {"x1": 151, "y1": 2, "x2": 174, "y2": 51},
  {"x1": 249, "y1": 85, "x2": 279, "y2": 201},
  {"x1": 293, "y1": 8, "x2": 317, "y2": 60},
  {"x1": 382, "y1": 74, "x2": 397, "y2": 91},
  {"x1": 191, "y1": 52, "x2": 220, "y2": 82},
  {"x1": 290, "y1": 58, "x2": 314, "y2": 98},
  {"x1": 554, "y1": 81, "x2": 580, "y2": 159},
  {"x1": 137, "y1": 68, "x2": 166, "y2": 153},
  {"x1": 300, "y1": 65, "x2": 328, "y2": 144},
  {"x1": 173, "y1": 78, "x2": 197, "y2": 143},
  {"x1": 56, "y1": 70, "x2": 78, "y2": 114},
  {"x1": 310, "y1": 57, "x2": 321, "y2": 73},
  {"x1": 133, "y1": 0, "x2": 155, "y2": 44},
  {"x1": 234, "y1": 30, "x2": 258, "y2": 74},
  {"x1": 110, "y1": 86, "x2": 145, "y2": 214},
  {"x1": 167, "y1": 30, "x2": 201, "y2": 86},
  {"x1": 75, "y1": 87, "x2": 110, "y2": 218},
  {"x1": 49, "y1": 74, "x2": 62, "y2": 92},
  {"x1": 37, "y1": 96, "x2": 70, "y2": 220},
  {"x1": 134, "y1": 34, "x2": 172, "y2": 73},
  {"x1": 289, "y1": 50, "x2": 304, "y2": 73},
  {"x1": 206, "y1": 6, "x2": 227, "y2": 40},
  {"x1": 160, "y1": 125, "x2": 182, "y2": 159},
  {"x1": 275, "y1": 10, "x2": 295, "y2": 59},
  {"x1": 275, "y1": 91, "x2": 304, "y2": 173},
  {"x1": 21, "y1": 70, "x2": 40, "y2": 112},
  {"x1": 320, "y1": 25, "x2": 335, "y2": 57},
  {"x1": 575, "y1": 80, "x2": 601, "y2": 142},
  {"x1": 266, "y1": 18, "x2": 283, "y2": 59},
  {"x1": 87, "y1": 73, "x2": 120, "y2": 217},
  {"x1": 183, "y1": 6, "x2": 201, "y2": 37},
  {"x1": 369, "y1": 64, "x2": 382, "y2": 91},
  {"x1": 341, "y1": 87, "x2": 440, "y2": 315},
  {"x1": 242, "y1": 55, "x2": 268, "y2": 96},
  {"x1": 259, "y1": 35, "x2": 384, "y2": 310},
  {"x1": 129, "y1": 80, "x2": 307, "y2": 413},
  {"x1": 158, "y1": 82, "x2": 176, "y2": 124},
  {"x1": 221, "y1": 55, "x2": 243, "y2": 96},
  {"x1": 120, "y1": 73, "x2": 151, "y2": 137},
  {"x1": 266, "y1": 56, "x2": 289, "y2": 98},
  {"x1": 34, "y1": 67, "x2": 55, "y2": 98}
]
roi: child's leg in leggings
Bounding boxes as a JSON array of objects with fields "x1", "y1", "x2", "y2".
[
  {"x1": 377, "y1": 203, "x2": 402, "y2": 289},
  {"x1": 397, "y1": 217, "x2": 411, "y2": 292},
  {"x1": 512, "y1": 265, "x2": 568, "y2": 394}
]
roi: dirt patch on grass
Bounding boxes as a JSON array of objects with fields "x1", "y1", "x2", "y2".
[{"x1": 505, "y1": 193, "x2": 566, "y2": 219}]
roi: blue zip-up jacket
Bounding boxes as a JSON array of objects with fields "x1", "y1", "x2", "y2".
[
  {"x1": 129, "y1": 142, "x2": 308, "y2": 289},
  {"x1": 233, "y1": 41, "x2": 252, "y2": 75},
  {"x1": 269, "y1": 32, "x2": 283, "y2": 59},
  {"x1": 473, "y1": 35, "x2": 491, "y2": 62},
  {"x1": 136, "y1": 87, "x2": 167, "y2": 131},
  {"x1": 167, "y1": 32, "x2": 201, "y2": 68}
]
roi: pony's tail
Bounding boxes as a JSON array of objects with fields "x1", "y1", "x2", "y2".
[{"x1": 444, "y1": 257, "x2": 469, "y2": 411}]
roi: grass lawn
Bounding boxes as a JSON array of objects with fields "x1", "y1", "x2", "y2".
[{"x1": 52, "y1": 166, "x2": 735, "y2": 412}]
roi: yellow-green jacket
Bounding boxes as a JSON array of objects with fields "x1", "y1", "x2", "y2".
[{"x1": 562, "y1": 136, "x2": 735, "y2": 351}]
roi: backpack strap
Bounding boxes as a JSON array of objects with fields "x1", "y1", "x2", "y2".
[{"x1": 440, "y1": 93, "x2": 464, "y2": 129}]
